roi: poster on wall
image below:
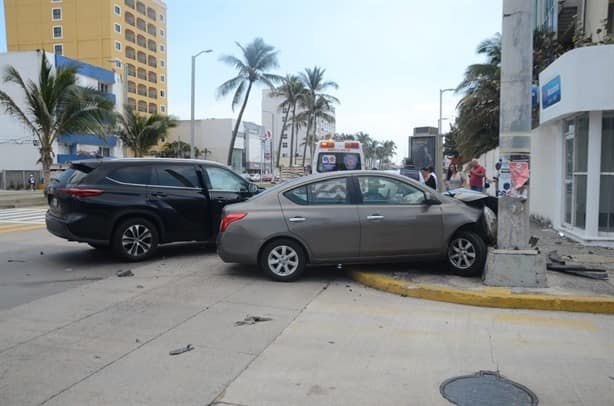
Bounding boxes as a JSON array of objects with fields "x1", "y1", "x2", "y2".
[
  {"x1": 410, "y1": 136, "x2": 435, "y2": 169},
  {"x1": 497, "y1": 157, "x2": 530, "y2": 200}
]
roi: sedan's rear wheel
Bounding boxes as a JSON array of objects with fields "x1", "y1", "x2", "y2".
[
  {"x1": 112, "y1": 218, "x2": 158, "y2": 262},
  {"x1": 260, "y1": 239, "x2": 306, "y2": 282},
  {"x1": 447, "y1": 231, "x2": 486, "y2": 276}
]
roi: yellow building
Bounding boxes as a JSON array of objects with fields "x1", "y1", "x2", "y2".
[{"x1": 4, "y1": 0, "x2": 168, "y2": 115}]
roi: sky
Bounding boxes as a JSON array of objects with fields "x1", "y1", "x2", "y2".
[{"x1": 0, "y1": 0, "x2": 503, "y2": 162}]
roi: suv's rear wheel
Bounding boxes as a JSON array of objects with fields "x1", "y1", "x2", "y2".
[
  {"x1": 260, "y1": 239, "x2": 306, "y2": 282},
  {"x1": 447, "y1": 231, "x2": 486, "y2": 276},
  {"x1": 112, "y1": 218, "x2": 158, "y2": 261}
]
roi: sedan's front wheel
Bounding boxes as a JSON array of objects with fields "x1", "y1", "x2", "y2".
[
  {"x1": 447, "y1": 231, "x2": 486, "y2": 276},
  {"x1": 260, "y1": 239, "x2": 306, "y2": 282},
  {"x1": 112, "y1": 218, "x2": 159, "y2": 262}
]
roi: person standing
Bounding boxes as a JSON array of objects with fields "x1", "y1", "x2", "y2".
[
  {"x1": 469, "y1": 159, "x2": 486, "y2": 192},
  {"x1": 445, "y1": 164, "x2": 467, "y2": 190},
  {"x1": 28, "y1": 174, "x2": 36, "y2": 191},
  {"x1": 421, "y1": 167, "x2": 437, "y2": 190}
]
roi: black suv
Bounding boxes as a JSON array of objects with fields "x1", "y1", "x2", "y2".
[{"x1": 46, "y1": 159, "x2": 261, "y2": 261}]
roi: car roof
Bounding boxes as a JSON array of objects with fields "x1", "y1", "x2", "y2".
[{"x1": 70, "y1": 158, "x2": 230, "y2": 169}]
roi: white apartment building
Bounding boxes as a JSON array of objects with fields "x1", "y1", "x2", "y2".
[
  {"x1": 261, "y1": 89, "x2": 335, "y2": 168},
  {"x1": 0, "y1": 51, "x2": 123, "y2": 188}
]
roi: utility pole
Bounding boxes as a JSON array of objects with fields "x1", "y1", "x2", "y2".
[
  {"x1": 438, "y1": 88, "x2": 454, "y2": 192},
  {"x1": 190, "y1": 49, "x2": 212, "y2": 159},
  {"x1": 483, "y1": 0, "x2": 546, "y2": 287}
]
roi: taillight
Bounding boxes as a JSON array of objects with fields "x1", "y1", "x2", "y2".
[
  {"x1": 220, "y1": 213, "x2": 247, "y2": 232},
  {"x1": 320, "y1": 141, "x2": 335, "y2": 148},
  {"x1": 56, "y1": 188, "x2": 104, "y2": 197},
  {"x1": 345, "y1": 142, "x2": 359, "y2": 149}
]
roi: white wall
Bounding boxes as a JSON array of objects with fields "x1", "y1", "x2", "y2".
[
  {"x1": 585, "y1": 0, "x2": 609, "y2": 41},
  {"x1": 540, "y1": 45, "x2": 614, "y2": 124},
  {"x1": 0, "y1": 52, "x2": 49, "y2": 170},
  {"x1": 167, "y1": 119, "x2": 235, "y2": 164},
  {"x1": 529, "y1": 123, "x2": 562, "y2": 225}
]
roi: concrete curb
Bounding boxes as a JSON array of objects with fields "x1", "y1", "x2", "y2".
[{"x1": 349, "y1": 270, "x2": 614, "y2": 314}]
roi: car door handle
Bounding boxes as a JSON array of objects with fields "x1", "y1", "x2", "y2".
[
  {"x1": 151, "y1": 192, "x2": 167, "y2": 198},
  {"x1": 289, "y1": 216, "x2": 306, "y2": 222},
  {"x1": 367, "y1": 215, "x2": 384, "y2": 221}
]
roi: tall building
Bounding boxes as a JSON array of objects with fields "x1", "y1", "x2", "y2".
[{"x1": 3, "y1": 0, "x2": 167, "y2": 115}]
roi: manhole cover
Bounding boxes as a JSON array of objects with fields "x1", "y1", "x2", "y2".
[{"x1": 440, "y1": 370, "x2": 538, "y2": 406}]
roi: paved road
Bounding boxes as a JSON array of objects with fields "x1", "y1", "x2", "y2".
[{"x1": 0, "y1": 211, "x2": 214, "y2": 311}]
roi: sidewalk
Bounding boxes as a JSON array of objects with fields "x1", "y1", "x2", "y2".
[
  {"x1": 349, "y1": 221, "x2": 614, "y2": 314},
  {"x1": 0, "y1": 190, "x2": 46, "y2": 208}
]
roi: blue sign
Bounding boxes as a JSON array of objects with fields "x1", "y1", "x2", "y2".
[
  {"x1": 542, "y1": 76, "x2": 561, "y2": 109},
  {"x1": 531, "y1": 84, "x2": 538, "y2": 107}
]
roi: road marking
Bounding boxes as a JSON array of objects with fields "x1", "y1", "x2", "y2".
[{"x1": 0, "y1": 207, "x2": 47, "y2": 225}]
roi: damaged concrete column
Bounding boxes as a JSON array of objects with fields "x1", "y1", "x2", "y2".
[{"x1": 483, "y1": 0, "x2": 547, "y2": 287}]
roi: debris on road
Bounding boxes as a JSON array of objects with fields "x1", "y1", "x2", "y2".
[
  {"x1": 235, "y1": 315, "x2": 272, "y2": 326},
  {"x1": 548, "y1": 250, "x2": 566, "y2": 265},
  {"x1": 529, "y1": 236, "x2": 539, "y2": 247},
  {"x1": 169, "y1": 344, "x2": 194, "y2": 356},
  {"x1": 116, "y1": 269, "x2": 134, "y2": 277},
  {"x1": 547, "y1": 263, "x2": 608, "y2": 280},
  {"x1": 136, "y1": 285, "x2": 144, "y2": 288},
  {"x1": 40, "y1": 251, "x2": 44, "y2": 255},
  {"x1": 7, "y1": 259, "x2": 25, "y2": 263}
]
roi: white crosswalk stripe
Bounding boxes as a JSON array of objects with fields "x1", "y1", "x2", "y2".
[{"x1": 0, "y1": 207, "x2": 47, "y2": 225}]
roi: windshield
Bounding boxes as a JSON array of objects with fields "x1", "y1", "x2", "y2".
[{"x1": 316, "y1": 152, "x2": 361, "y2": 172}]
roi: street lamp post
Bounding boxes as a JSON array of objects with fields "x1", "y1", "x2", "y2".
[
  {"x1": 438, "y1": 88, "x2": 455, "y2": 191},
  {"x1": 190, "y1": 49, "x2": 213, "y2": 159},
  {"x1": 263, "y1": 110, "x2": 276, "y2": 176}
]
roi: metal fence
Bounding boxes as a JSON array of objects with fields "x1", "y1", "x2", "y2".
[{"x1": 0, "y1": 170, "x2": 43, "y2": 190}]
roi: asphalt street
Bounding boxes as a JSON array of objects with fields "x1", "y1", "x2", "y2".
[{"x1": 0, "y1": 208, "x2": 613, "y2": 405}]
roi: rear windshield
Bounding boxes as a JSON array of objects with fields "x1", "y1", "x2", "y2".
[
  {"x1": 54, "y1": 165, "x2": 93, "y2": 186},
  {"x1": 316, "y1": 152, "x2": 361, "y2": 172}
]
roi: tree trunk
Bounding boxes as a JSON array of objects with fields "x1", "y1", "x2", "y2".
[
  {"x1": 289, "y1": 103, "x2": 297, "y2": 167},
  {"x1": 301, "y1": 115, "x2": 313, "y2": 167},
  {"x1": 309, "y1": 115, "x2": 316, "y2": 161},
  {"x1": 40, "y1": 144, "x2": 53, "y2": 192},
  {"x1": 277, "y1": 107, "x2": 290, "y2": 168},
  {"x1": 227, "y1": 81, "x2": 253, "y2": 166}
]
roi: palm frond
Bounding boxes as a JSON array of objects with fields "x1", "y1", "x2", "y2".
[{"x1": 217, "y1": 75, "x2": 245, "y2": 99}]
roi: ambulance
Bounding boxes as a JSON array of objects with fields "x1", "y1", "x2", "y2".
[{"x1": 311, "y1": 140, "x2": 365, "y2": 174}]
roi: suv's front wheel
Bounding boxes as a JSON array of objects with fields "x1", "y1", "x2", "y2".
[{"x1": 112, "y1": 218, "x2": 159, "y2": 261}]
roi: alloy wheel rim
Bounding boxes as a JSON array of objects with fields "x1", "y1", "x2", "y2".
[
  {"x1": 448, "y1": 238, "x2": 476, "y2": 270},
  {"x1": 268, "y1": 245, "x2": 299, "y2": 276},
  {"x1": 121, "y1": 224, "x2": 152, "y2": 257}
]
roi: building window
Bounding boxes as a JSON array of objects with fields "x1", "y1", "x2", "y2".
[
  {"x1": 563, "y1": 114, "x2": 588, "y2": 229},
  {"x1": 159, "y1": 28, "x2": 165, "y2": 37},
  {"x1": 124, "y1": 0, "x2": 135, "y2": 8},
  {"x1": 114, "y1": 4, "x2": 121, "y2": 16},
  {"x1": 52, "y1": 26, "x2": 63, "y2": 39},
  {"x1": 114, "y1": 41, "x2": 122, "y2": 51},
  {"x1": 51, "y1": 0, "x2": 62, "y2": 2},
  {"x1": 160, "y1": 60, "x2": 165, "y2": 68},
  {"x1": 160, "y1": 105, "x2": 166, "y2": 113},
  {"x1": 599, "y1": 113, "x2": 614, "y2": 233},
  {"x1": 147, "y1": 7, "x2": 156, "y2": 20},
  {"x1": 159, "y1": 44, "x2": 165, "y2": 52},
  {"x1": 52, "y1": 8, "x2": 62, "y2": 20},
  {"x1": 160, "y1": 89, "x2": 165, "y2": 98},
  {"x1": 114, "y1": 23, "x2": 121, "y2": 33},
  {"x1": 53, "y1": 44, "x2": 63, "y2": 55},
  {"x1": 115, "y1": 60, "x2": 122, "y2": 69},
  {"x1": 159, "y1": 14, "x2": 164, "y2": 22},
  {"x1": 160, "y1": 74, "x2": 165, "y2": 83}
]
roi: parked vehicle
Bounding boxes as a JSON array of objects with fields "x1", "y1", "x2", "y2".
[
  {"x1": 46, "y1": 158, "x2": 260, "y2": 261},
  {"x1": 217, "y1": 171, "x2": 494, "y2": 281},
  {"x1": 312, "y1": 140, "x2": 364, "y2": 174}
]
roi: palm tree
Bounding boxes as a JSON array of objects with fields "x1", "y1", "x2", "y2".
[
  {"x1": 159, "y1": 140, "x2": 201, "y2": 158},
  {"x1": 455, "y1": 34, "x2": 501, "y2": 159},
  {"x1": 116, "y1": 107, "x2": 177, "y2": 157},
  {"x1": 298, "y1": 66, "x2": 339, "y2": 166},
  {"x1": 218, "y1": 38, "x2": 282, "y2": 165},
  {"x1": 0, "y1": 51, "x2": 115, "y2": 186},
  {"x1": 297, "y1": 94, "x2": 336, "y2": 166},
  {"x1": 272, "y1": 75, "x2": 306, "y2": 167}
]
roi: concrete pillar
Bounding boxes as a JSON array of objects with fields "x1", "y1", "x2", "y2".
[
  {"x1": 484, "y1": 0, "x2": 546, "y2": 287},
  {"x1": 585, "y1": 111, "x2": 603, "y2": 237}
]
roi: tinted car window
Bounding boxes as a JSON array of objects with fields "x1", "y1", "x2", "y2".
[
  {"x1": 155, "y1": 165, "x2": 201, "y2": 188},
  {"x1": 206, "y1": 167, "x2": 247, "y2": 192},
  {"x1": 107, "y1": 166, "x2": 152, "y2": 185},
  {"x1": 316, "y1": 152, "x2": 361, "y2": 172},
  {"x1": 358, "y1": 176, "x2": 425, "y2": 205},
  {"x1": 285, "y1": 178, "x2": 349, "y2": 205},
  {"x1": 57, "y1": 166, "x2": 90, "y2": 185}
]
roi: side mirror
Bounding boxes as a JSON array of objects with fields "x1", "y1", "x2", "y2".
[
  {"x1": 424, "y1": 192, "x2": 441, "y2": 205},
  {"x1": 248, "y1": 183, "x2": 259, "y2": 194}
]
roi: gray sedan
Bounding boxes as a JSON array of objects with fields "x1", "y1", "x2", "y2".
[{"x1": 217, "y1": 171, "x2": 491, "y2": 281}]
